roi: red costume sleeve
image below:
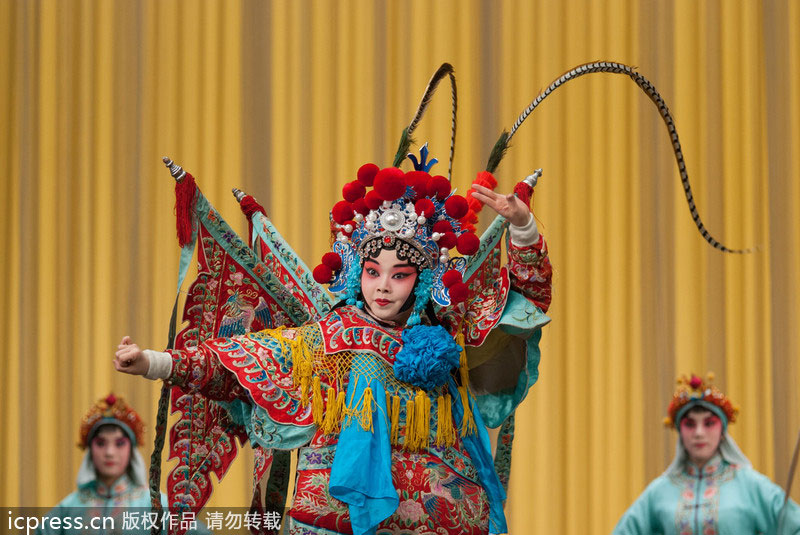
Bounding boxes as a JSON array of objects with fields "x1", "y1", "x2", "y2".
[
  {"x1": 165, "y1": 346, "x2": 250, "y2": 403},
  {"x1": 507, "y1": 234, "x2": 552, "y2": 312}
]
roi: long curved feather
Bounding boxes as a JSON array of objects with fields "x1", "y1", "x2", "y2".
[{"x1": 488, "y1": 61, "x2": 754, "y2": 254}]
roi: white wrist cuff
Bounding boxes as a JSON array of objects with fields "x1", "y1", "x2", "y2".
[
  {"x1": 144, "y1": 350, "x2": 173, "y2": 381},
  {"x1": 509, "y1": 213, "x2": 539, "y2": 247}
]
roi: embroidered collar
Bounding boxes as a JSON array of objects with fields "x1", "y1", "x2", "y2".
[
  {"x1": 93, "y1": 473, "x2": 135, "y2": 498},
  {"x1": 684, "y1": 452, "x2": 724, "y2": 478}
]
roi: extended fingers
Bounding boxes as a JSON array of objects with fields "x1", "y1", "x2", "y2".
[
  {"x1": 472, "y1": 184, "x2": 497, "y2": 198},
  {"x1": 470, "y1": 187, "x2": 497, "y2": 208}
]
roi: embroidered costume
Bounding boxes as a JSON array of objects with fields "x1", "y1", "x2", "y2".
[
  {"x1": 614, "y1": 374, "x2": 800, "y2": 534},
  {"x1": 133, "y1": 62, "x2": 562, "y2": 535},
  {"x1": 160, "y1": 232, "x2": 550, "y2": 535}
]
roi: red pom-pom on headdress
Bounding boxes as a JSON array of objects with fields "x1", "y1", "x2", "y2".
[
  {"x1": 364, "y1": 190, "x2": 383, "y2": 210},
  {"x1": 343, "y1": 181, "x2": 366, "y2": 203},
  {"x1": 442, "y1": 269, "x2": 462, "y2": 288},
  {"x1": 415, "y1": 198, "x2": 435, "y2": 218},
  {"x1": 438, "y1": 232, "x2": 457, "y2": 250},
  {"x1": 456, "y1": 232, "x2": 480, "y2": 255},
  {"x1": 405, "y1": 171, "x2": 431, "y2": 199},
  {"x1": 340, "y1": 220, "x2": 357, "y2": 236},
  {"x1": 313, "y1": 264, "x2": 334, "y2": 284},
  {"x1": 331, "y1": 201, "x2": 354, "y2": 224},
  {"x1": 322, "y1": 252, "x2": 342, "y2": 270},
  {"x1": 428, "y1": 176, "x2": 451, "y2": 200},
  {"x1": 357, "y1": 163, "x2": 380, "y2": 186},
  {"x1": 444, "y1": 195, "x2": 469, "y2": 219},
  {"x1": 373, "y1": 167, "x2": 406, "y2": 201},
  {"x1": 352, "y1": 198, "x2": 370, "y2": 216},
  {"x1": 432, "y1": 220, "x2": 452, "y2": 234},
  {"x1": 448, "y1": 282, "x2": 469, "y2": 303}
]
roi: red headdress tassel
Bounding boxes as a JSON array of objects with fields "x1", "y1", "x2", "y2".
[{"x1": 174, "y1": 172, "x2": 197, "y2": 247}]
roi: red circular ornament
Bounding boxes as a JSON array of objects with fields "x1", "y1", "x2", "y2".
[
  {"x1": 313, "y1": 264, "x2": 334, "y2": 284},
  {"x1": 438, "y1": 232, "x2": 457, "y2": 249},
  {"x1": 321, "y1": 252, "x2": 342, "y2": 270},
  {"x1": 405, "y1": 171, "x2": 431, "y2": 199},
  {"x1": 414, "y1": 198, "x2": 435, "y2": 218},
  {"x1": 457, "y1": 232, "x2": 480, "y2": 255},
  {"x1": 373, "y1": 167, "x2": 406, "y2": 200},
  {"x1": 428, "y1": 176, "x2": 451, "y2": 200},
  {"x1": 341, "y1": 220, "x2": 356, "y2": 236},
  {"x1": 357, "y1": 163, "x2": 380, "y2": 186},
  {"x1": 331, "y1": 201, "x2": 354, "y2": 224},
  {"x1": 342, "y1": 181, "x2": 366, "y2": 203},
  {"x1": 442, "y1": 269, "x2": 462, "y2": 288},
  {"x1": 445, "y1": 195, "x2": 469, "y2": 219},
  {"x1": 352, "y1": 198, "x2": 369, "y2": 216},
  {"x1": 432, "y1": 220, "x2": 453, "y2": 234},
  {"x1": 448, "y1": 282, "x2": 469, "y2": 303},
  {"x1": 364, "y1": 190, "x2": 383, "y2": 210},
  {"x1": 689, "y1": 375, "x2": 703, "y2": 389}
]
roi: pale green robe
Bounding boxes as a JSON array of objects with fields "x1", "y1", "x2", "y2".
[{"x1": 614, "y1": 454, "x2": 800, "y2": 535}]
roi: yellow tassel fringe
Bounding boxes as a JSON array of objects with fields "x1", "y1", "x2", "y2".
[
  {"x1": 390, "y1": 395, "x2": 400, "y2": 444},
  {"x1": 457, "y1": 333, "x2": 476, "y2": 436},
  {"x1": 404, "y1": 399, "x2": 416, "y2": 449},
  {"x1": 436, "y1": 394, "x2": 455, "y2": 447},
  {"x1": 311, "y1": 376, "x2": 324, "y2": 425}
]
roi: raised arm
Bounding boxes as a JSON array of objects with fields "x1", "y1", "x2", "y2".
[{"x1": 470, "y1": 183, "x2": 552, "y2": 312}]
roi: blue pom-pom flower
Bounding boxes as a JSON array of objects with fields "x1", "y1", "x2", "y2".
[{"x1": 394, "y1": 325, "x2": 461, "y2": 390}]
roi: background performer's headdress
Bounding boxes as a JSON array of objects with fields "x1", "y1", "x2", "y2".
[
  {"x1": 79, "y1": 393, "x2": 145, "y2": 448},
  {"x1": 664, "y1": 372, "x2": 739, "y2": 429}
]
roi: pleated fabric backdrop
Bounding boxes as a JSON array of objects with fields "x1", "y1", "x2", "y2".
[{"x1": 2, "y1": 1, "x2": 799, "y2": 532}]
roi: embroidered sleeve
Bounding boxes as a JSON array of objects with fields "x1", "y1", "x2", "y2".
[
  {"x1": 165, "y1": 345, "x2": 249, "y2": 402},
  {"x1": 507, "y1": 234, "x2": 552, "y2": 312}
]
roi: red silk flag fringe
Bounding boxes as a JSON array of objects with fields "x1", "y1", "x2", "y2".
[{"x1": 175, "y1": 172, "x2": 197, "y2": 247}]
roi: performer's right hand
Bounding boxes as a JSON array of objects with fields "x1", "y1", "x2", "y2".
[{"x1": 114, "y1": 336, "x2": 150, "y2": 376}]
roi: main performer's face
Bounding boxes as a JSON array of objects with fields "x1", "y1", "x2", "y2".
[{"x1": 361, "y1": 248, "x2": 418, "y2": 323}]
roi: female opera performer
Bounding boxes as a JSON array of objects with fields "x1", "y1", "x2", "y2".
[
  {"x1": 114, "y1": 162, "x2": 553, "y2": 535},
  {"x1": 614, "y1": 373, "x2": 800, "y2": 534},
  {"x1": 39, "y1": 393, "x2": 169, "y2": 534}
]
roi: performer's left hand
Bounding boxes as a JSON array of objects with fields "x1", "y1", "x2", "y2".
[{"x1": 470, "y1": 184, "x2": 531, "y2": 227}]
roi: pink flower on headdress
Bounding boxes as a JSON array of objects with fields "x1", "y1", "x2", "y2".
[{"x1": 689, "y1": 375, "x2": 703, "y2": 389}]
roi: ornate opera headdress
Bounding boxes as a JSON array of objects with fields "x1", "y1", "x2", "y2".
[
  {"x1": 311, "y1": 145, "x2": 484, "y2": 325},
  {"x1": 310, "y1": 63, "x2": 494, "y2": 327},
  {"x1": 664, "y1": 372, "x2": 739, "y2": 429},
  {"x1": 79, "y1": 393, "x2": 145, "y2": 449}
]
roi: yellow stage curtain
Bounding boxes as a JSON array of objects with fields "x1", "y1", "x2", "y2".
[{"x1": 2, "y1": 1, "x2": 799, "y2": 532}]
